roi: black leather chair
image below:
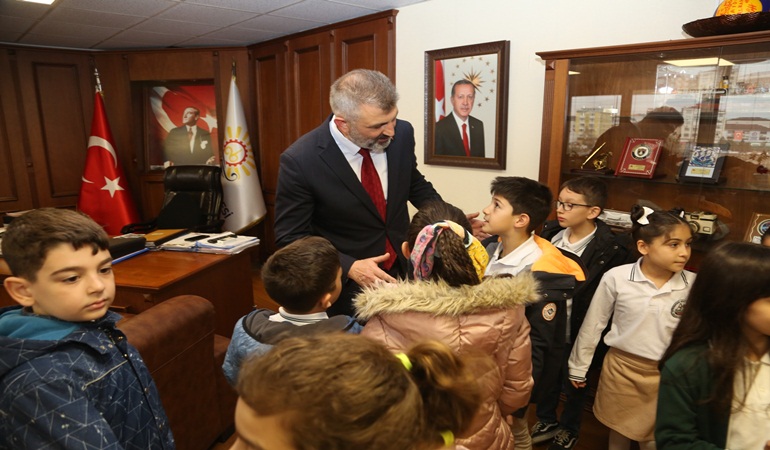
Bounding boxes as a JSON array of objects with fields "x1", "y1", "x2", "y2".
[{"x1": 122, "y1": 165, "x2": 223, "y2": 234}]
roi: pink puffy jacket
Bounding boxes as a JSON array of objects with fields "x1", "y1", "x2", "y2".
[{"x1": 355, "y1": 275, "x2": 538, "y2": 450}]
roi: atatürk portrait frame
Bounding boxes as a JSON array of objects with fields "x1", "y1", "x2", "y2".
[
  {"x1": 139, "y1": 80, "x2": 219, "y2": 171},
  {"x1": 425, "y1": 40, "x2": 509, "y2": 170}
]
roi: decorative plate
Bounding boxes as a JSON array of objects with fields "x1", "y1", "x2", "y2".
[{"x1": 683, "y1": 12, "x2": 770, "y2": 37}]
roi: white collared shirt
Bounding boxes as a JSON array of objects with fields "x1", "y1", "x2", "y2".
[
  {"x1": 727, "y1": 352, "x2": 770, "y2": 450},
  {"x1": 452, "y1": 113, "x2": 471, "y2": 147},
  {"x1": 568, "y1": 258, "x2": 696, "y2": 379},
  {"x1": 329, "y1": 116, "x2": 388, "y2": 199},
  {"x1": 551, "y1": 226, "x2": 596, "y2": 257},
  {"x1": 268, "y1": 307, "x2": 328, "y2": 326},
  {"x1": 484, "y1": 235, "x2": 542, "y2": 277}
]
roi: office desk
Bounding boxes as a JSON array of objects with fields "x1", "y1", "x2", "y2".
[{"x1": 0, "y1": 250, "x2": 254, "y2": 337}]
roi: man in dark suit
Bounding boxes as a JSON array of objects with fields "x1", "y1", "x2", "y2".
[
  {"x1": 275, "y1": 69, "x2": 441, "y2": 316},
  {"x1": 163, "y1": 106, "x2": 214, "y2": 165},
  {"x1": 435, "y1": 80, "x2": 485, "y2": 157}
]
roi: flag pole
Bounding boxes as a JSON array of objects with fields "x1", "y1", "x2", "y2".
[{"x1": 94, "y1": 67, "x2": 103, "y2": 95}]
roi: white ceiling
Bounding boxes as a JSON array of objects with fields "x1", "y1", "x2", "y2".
[{"x1": 0, "y1": 0, "x2": 430, "y2": 50}]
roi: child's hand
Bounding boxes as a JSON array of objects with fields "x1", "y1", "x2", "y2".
[
  {"x1": 570, "y1": 380, "x2": 586, "y2": 389},
  {"x1": 764, "y1": 440, "x2": 770, "y2": 450},
  {"x1": 465, "y1": 212, "x2": 490, "y2": 240}
]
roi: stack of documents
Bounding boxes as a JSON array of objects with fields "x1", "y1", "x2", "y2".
[{"x1": 160, "y1": 232, "x2": 259, "y2": 255}]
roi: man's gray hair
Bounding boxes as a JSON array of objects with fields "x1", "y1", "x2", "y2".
[{"x1": 329, "y1": 69, "x2": 398, "y2": 121}]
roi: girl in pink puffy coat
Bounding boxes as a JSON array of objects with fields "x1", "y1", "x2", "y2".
[{"x1": 355, "y1": 200, "x2": 539, "y2": 450}]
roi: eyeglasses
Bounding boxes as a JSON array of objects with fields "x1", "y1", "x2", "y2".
[{"x1": 554, "y1": 200, "x2": 592, "y2": 211}]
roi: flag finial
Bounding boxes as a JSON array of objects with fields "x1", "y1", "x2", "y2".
[
  {"x1": 231, "y1": 60, "x2": 236, "y2": 79},
  {"x1": 94, "y1": 67, "x2": 103, "y2": 94}
]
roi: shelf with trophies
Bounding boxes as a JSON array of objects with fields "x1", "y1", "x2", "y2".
[{"x1": 537, "y1": 25, "x2": 770, "y2": 260}]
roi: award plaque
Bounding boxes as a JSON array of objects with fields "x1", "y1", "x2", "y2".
[
  {"x1": 677, "y1": 143, "x2": 728, "y2": 184},
  {"x1": 743, "y1": 212, "x2": 770, "y2": 244},
  {"x1": 614, "y1": 138, "x2": 664, "y2": 178}
]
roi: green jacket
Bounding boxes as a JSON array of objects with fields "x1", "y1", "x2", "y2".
[{"x1": 656, "y1": 344, "x2": 729, "y2": 449}]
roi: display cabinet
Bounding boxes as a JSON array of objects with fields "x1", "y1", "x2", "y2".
[{"x1": 537, "y1": 31, "x2": 770, "y2": 257}]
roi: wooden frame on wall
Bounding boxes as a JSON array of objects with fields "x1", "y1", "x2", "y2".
[{"x1": 424, "y1": 40, "x2": 510, "y2": 170}]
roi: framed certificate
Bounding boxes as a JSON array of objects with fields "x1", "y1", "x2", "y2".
[
  {"x1": 614, "y1": 138, "x2": 663, "y2": 178},
  {"x1": 677, "y1": 143, "x2": 728, "y2": 184},
  {"x1": 743, "y1": 212, "x2": 770, "y2": 244}
]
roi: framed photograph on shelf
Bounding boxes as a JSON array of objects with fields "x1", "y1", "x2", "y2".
[
  {"x1": 424, "y1": 40, "x2": 509, "y2": 170},
  {"x1": 614, "y1": 137, "x2": 663, "y2": 178},
  {"x1": 743, "y1": 212, "x2": 770, "y2": 244},
  {"x1": 677, "y1": 143, "x2": 728, "y2": 184},
  {"x1": 139, "y1": 81, "x2": 219, "y2": 171}
]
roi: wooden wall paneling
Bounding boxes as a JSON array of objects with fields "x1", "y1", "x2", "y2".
[
  {"x1": 286, "y1": 32, "x2": 333, "y2": 142},
  {"x1": 16, "y1": 49, "x2": 93, "y2": 208},
  {"x1": 125, "y1": 49, "x2": 215, "y2": 81},
  {"x1": 0, "y1": 49, "x2": 34, "y2": 213},
  {"x1": 252, "y1": 42, "x2": 288, "y2": 256},
  {"x1": 333, "y1": 11, "x2": 397, "y2": 80}
]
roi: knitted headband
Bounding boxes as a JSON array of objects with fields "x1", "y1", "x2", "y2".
[{"x1": 411, "y1": 220, "x2": 488, "y2": 282}]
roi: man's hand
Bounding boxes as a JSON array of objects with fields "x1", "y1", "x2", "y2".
[
  {"x1": 466, "y1": 212, "x2": 490, "y2": 240},
  {"x1": 348, "y1": 254, "x2": 397, "y2": 288},
  {"x1": 570, "y1": 380, "x2": 586, "y2": 389}
]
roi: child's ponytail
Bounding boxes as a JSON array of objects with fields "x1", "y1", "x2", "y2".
[{"x1": 402, "y1": 341, "x2": 484, "y2": 446}]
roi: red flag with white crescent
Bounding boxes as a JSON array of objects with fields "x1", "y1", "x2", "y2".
[
  {"x1": 78, "y1": 92, "x2": 140, "y2": 235},
  {"x1": 435, "y1": 60, "x2": 445, "y2": 121}
]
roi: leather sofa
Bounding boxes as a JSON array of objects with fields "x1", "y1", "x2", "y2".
[{"x1": 118, "y1": 295, "x2": 237, "y2": 450}]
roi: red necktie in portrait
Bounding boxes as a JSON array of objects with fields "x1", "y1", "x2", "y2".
[
  {"x1": 462, "y1": 123, "x2": 470, "y2": 157},
  {"x1": 358, "y1": 148, "x2": 397, "y2": 270}
]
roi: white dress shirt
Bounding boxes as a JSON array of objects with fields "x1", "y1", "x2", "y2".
[{"x1": 484, "y1": 235, "x2": 542, "y2": 277}]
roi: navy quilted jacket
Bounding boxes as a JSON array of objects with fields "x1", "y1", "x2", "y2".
[{"x1": 0, "y1": 306, "x2": 175, "y2": 449}]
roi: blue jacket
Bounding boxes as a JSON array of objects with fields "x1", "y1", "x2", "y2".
[
  {"x1": 0, "y1": 306, "x2": 174, "y2": 450},
  {"x1": 223, "y1": 308, "x2": 362, "y2": 385}
]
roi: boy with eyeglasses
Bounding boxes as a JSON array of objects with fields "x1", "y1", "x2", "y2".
[
  {"x1": 481, "y1": 176, "x2": 586, "y2": 450},
  {"x1": 532, "y1": 176, "x2": 633, "y2": 450}
]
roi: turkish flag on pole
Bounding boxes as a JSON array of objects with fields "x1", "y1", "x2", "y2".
[
  {"x1": 435, "y1": 60, "x2": 445, "y2": 121},
  {"x1": 77, "y1": 91, "x2": 140, "y2": 235}
]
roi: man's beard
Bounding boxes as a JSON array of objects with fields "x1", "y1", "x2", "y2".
[{"x1": 348, "y1": 127, "x2": 393, "y2": 153}]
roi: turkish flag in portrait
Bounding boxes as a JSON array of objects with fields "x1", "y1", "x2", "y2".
[{"x1": 78, "y1": 92, "x2": 140, "y2": 235}]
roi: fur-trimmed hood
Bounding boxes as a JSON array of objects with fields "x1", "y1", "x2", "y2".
[{"x1": 355, "y1": 273, "x2": 540, "y2": 320}]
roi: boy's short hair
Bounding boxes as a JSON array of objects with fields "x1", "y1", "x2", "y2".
[
  {"x1": 560, "y1": 176, "x2": 608, "y2": 211},
  {"x1": 490, "y1": 177, "x2": 553, "y2": 233},
  {"x1": 2, "y1": 208, "x2": 109, "y2": 281},
  {"x1": 262, "y1": 236, "x2": 341, "y2": 313}
]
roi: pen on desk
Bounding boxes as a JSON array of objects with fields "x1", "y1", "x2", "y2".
[{"x1": 207, "y1": 233, "x2": 237, "y2": 243}]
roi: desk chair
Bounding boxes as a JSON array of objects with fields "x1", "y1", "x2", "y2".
[{"x1": 122, "y1": 165, "x2": 223, "y2": 234}]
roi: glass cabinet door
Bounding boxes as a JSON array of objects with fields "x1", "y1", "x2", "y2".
[{"x1": 554, "y1": 41, "x2": 770, "y2": 248}]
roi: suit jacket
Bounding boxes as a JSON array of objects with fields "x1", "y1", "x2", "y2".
[
  {"x1": 274, "y1": 117, "x2": 440, "y2": 311},
  {"x1": 434, "y1": 112, "x2": 485, "y2": 157},
  {"x1": 163, "y1": 126, "x2": 213, "y2": 165}
]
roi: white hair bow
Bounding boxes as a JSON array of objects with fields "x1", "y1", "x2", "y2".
[{"x1": 637, "y1": 206, "x2": 655, "y2": 225}]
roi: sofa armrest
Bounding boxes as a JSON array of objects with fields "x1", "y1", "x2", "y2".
[{"x1": 118, "y1": 295, "x2": 223, "y2": 450}]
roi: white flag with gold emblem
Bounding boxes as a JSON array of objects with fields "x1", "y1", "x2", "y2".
[{"x1": 220, "y1": 73, "x2": 266, "y2": 232}]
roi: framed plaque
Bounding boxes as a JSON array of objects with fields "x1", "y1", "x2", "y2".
[
  {"x1": 614, "y1": 138, "x2": 663, "y2": 178},
  {"x1": 677, "y1": 143, "x2": 728, "y2": 184},
  {"x1": 743, "y1": 212, "x2": 770, "y2": 244}
]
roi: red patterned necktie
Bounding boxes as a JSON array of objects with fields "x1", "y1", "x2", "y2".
[
  {"x1": 358, "y1": 148, "x2": 396, "y2": 270},
  {"x1": 462, "y1": 123, "x2": 470, "y2": 157}
]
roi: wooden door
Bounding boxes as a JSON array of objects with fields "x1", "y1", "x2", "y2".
[
  {"x1": 15, "y1": 49, "x2": 93, "y2": 208},
  {"x1": 0, "y1": 49, "x2": 34, "y2": 213}
]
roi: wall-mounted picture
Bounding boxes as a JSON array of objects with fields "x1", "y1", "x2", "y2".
[
  {"x1": 143, "y1": 81, "x2": 219, "y2": 170},
  {"x1": 425, "y1": 40, "x2": 509, "y2": 170}
]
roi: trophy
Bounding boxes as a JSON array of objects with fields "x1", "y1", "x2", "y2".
[{"x1": 572, "y1": 142, "x2": 614, "y2": 174}]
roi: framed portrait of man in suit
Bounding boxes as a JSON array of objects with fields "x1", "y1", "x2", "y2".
[
  {"x1": 425, "y1": 40, "x2": 509, "y2": 170},
  {"x1": 141, "y1": 81, "x2": 219, "y2": 171}
]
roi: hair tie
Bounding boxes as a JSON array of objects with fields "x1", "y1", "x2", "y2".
[
  {"x1": 411, "y1": 220, "x2": 489, "y2": 282},
  {"x1": 394, "y1": 353, "x2": 412, "y2": 371},
  {"x1": 440, "y1": 430, "x2": 455, "y2": 447},
  {"x1": 637, "y1": 206, "x2": 655, "y2": 225}
]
